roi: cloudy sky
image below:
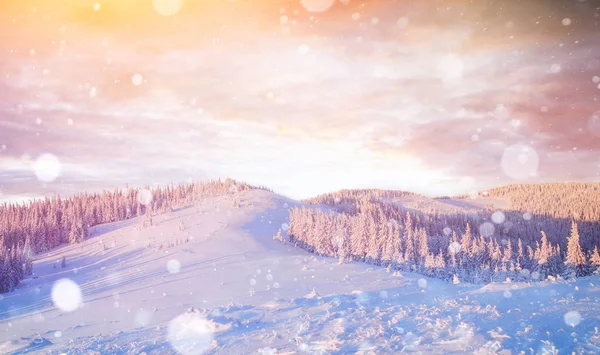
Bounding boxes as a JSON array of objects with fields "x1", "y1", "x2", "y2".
[{"x1": 1, "y1": 0, "x2": 599, "y2": 201}]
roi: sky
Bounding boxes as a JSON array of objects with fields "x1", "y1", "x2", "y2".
[{"x1": 1, "y1": 0, "x2": 600, "y2": 202}]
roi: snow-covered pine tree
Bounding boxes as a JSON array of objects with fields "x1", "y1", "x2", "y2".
[
  {"x1": 435, "y1": 250, "x2": 447, "y2": 279},
  {"x1": 351, "y1": 213, "x2": 368, "y2": 261},
  {"x1": 517, "y1": 238, "x2": 524, "y2": 265},
  {"x1": 452, "y1": 274, "x2": 460, "y2": 284},
  {"x1": 564, "y1": 221, "x2": 588, "y2": 277},
  {"x1": 381, "y1": 222, "x2": 395, "y2": 265},
  {"x1": 424, "y1": 253, "x2": 436, "y2": 276},
  {"x1": 10, "y1": 248, "x2": 23, "y2": 284},
  {"x1": 538, "y1": 231, "x2": 551, "y2": 265},
  {"x1": 391, "y1": 222, "x2": 403, "y2": 267},
  {"x1": 502, "y1": 239, "x2": 512, "y2": 264},
  {"x1": 460, "y1": 224, "x2": 472, "y2": 269},
  {"x1": 0, "y1": 254, "x2": 13, "y2": 293},
  {"x1": 143, "y1": 211, "x2": 153, "y2": 228},
  {"x1": 366, "y1": 215, "x2": 382, "y2": 263},
  {"x1": 68, "y1": 222, "x2": 82, "y2": 244},
  {"x1": 22, "y1": 235, "x2": 34, "y2": 275},
  {"x1": 273, "y1": 229, "x2": 284, "y2": 242},
  {"x1": 589, "y1": 246, "x2": 600, "y2": 271},
  {"x1": 535, "y1": 231, "x2": 552, "y2": 278},
  {"x1": 403, "y1": 212, "x2": 415, "y2": 268},
  {"x1": 417, "y1": 228, "x2": 429, "y2": 266}
]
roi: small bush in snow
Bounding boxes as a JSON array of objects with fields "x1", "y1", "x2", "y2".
[{"x1": 273, "y1": 229, "x2": 285, "y2": 242}]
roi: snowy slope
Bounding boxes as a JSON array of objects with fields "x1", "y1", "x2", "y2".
[{"x1": 1, "y1": 190, "x2": 599, "y2": 354}]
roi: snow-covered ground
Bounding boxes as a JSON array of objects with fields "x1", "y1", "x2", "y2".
[{"x1": 1, "y1": 190, "x2": 599, "y2": 354}]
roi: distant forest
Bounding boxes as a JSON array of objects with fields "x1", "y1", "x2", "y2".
[
  {"x1": 482, "y1": 182, "x2": 600, "y2": 222},
  {"x1": 281, "y1": 184, "x2": 600, "y2": 284},
  {"x1": 0, "y1": 179, "x2": 270, "y2": 293},
  {"x1": 3, "y1": 180, "x2": 600, "y2": 292}
]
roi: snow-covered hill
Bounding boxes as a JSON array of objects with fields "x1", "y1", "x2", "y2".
[{"x1": 1, "y1": 190, "x2": 599, "y2": 354}]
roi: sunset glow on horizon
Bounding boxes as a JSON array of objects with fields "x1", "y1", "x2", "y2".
[{"x1": 1, "y1": 0, "x2": 600, "y2": 201}]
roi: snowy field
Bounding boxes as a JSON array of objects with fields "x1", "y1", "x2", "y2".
[{"x1": 1, "y1": 190, "x2": 599, "y2": 354}]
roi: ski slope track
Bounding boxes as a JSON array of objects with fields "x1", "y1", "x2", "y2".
[{"x1": 1, "y1": 190, "x2": 599, "y2": 354}]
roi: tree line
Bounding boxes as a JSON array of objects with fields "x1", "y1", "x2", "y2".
[
  {"x1": 0, "y1": 178, "x2": 270, "y2": 293},
  {"x1": 281, "y1": 188, "x2": 600, "y2": 283},
  {"x1": 480, "y1": 182, "x2": 600, "y2": 222}
]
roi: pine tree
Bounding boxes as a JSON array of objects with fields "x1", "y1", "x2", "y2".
[
  {"x1": 502, "y1": 239, "x2": 512, "y2": 264},
  {"x1": 403, "y1": 213, "x2": 415, "y2": 266},
  {"x1": 0, "y1": 255, "x2": 3, "y2": 293},
  {"x1": 565, "y1": 222, "x2": 588, "y2": 277},
  {"x1": 351, "y1": 214, "x2": 368, "y2": 261},
  {"x1": 452, "y1": 274, "x2": 460, "y2": 284},
  {"x1": 417, "y1": 229, "x2": 429, "y2": 263},
  {"x1": 22, "y1": 236, "x2": 34, "y2": 275},
  {"x1": 589, "y1": 246, "x2": 600, "y2": 269},
  {"x1": 381, "y1": 222, "x2": 395, "y2": 264},
  {"x1": 335, "y1": 221, "x2": 349, "y2": 263},
  {"x1": 10, "y1": 248, "x2": 23, "y2": 285},
  {"x1": 0, "y1": 255, "x2": 13, "y2": 293},
  {"x1": 527, "y1": 245, "x2": 535, "y2": 263},
  {"x1": 68, "y1": 222, "x2": 84, "y2": 244},
  {"x1": 423, "y1": 252, "x2": 436, "y2": 276},
  {"x1": 537, "y1": 231, "x2": 551, "y2": 265},
  {"x1": 460, "y1": 224, "x2": 472, "y2": 268},
  {"x1": 82, "y1": 222, "x2": 89, "y2": 240},
  {"x1": 143, "y1": 212, "x2": 153, "y2": 228},
  {"x1": 435, "y1": 250, "x2": 446, "y2": 278},
  {"x1": 461, "y1": 224, "x2": 472, "y2": 253},
  {"x1": 366, "y1": 216, "x2": 381, "y2": 263},
  {"x1": 273, "y1": 229, "x2": 284, "y2": 242},
  {"x1": 391, "y1": 223, "x2": 403, "y2": 266}
]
